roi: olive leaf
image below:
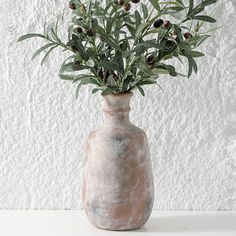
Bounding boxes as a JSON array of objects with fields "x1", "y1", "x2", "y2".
[
  {"x1": 149, "y1": 0, "x2": 161, "y2": 12},
  {"x1": 189, "y1": 51, "x2": 205, "y2": 58},
  {"x1": 17, "y1": 34, "x2": 46, "y2": 42},
  {"x1": 41, "y1": 45, "x2": 58, "y2": 66},
  {"x1": 193, "y1": 15, "x2": 216, "y2": 23},
  {"x1": 136, "y1": 85, "x2": 145, "y2": 96},
  {"x1": 32, "y1": 43, "x2": 56, "y2": 60},
  {"x1": 141, "y1": 4, "x2": 148, "y2": 19}
]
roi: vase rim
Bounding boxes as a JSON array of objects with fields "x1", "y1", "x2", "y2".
[{"x1": 102, "y1": 92, "x2": 133, "y2": 98}]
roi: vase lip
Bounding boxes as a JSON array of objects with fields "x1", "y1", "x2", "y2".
[{"x1": 102, "y1": 92, "x2": 133, "y2": 98}]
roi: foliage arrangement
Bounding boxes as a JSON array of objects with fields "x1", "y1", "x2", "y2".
[{"x1": 18, "y1": 0, "x2": 218, "y2": 97}]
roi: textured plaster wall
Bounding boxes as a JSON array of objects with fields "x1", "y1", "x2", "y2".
[{"x1": 0, "y1": 0, "x2": 235, "y2": 210}]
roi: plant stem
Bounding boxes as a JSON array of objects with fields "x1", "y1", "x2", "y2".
[{"x1": 46, "y1": 37, "x2": 75, "y2": 54}]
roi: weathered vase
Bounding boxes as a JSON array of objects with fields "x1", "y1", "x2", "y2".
[{"x1": 82, "y1": 92, "x2": 154, "y2": 231}]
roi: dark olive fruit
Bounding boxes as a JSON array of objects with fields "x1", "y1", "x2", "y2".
[
  {"x1": 164, "y1": 20, "x2": 171, "y2": 28},
  {"x1": 153, "y1": 19, "x2": 164, "y2": 28},
  {"x1": 149, "y1": 63, "x2": 156, "y2": 70},
  {"x1": 184, "y1": 32, "x2": 192, "y2": 39},
  {"x1": 132, "y1": 0, "x2": 140, "y2": 3},
  {"x1": 105, "y1": 71, "x2": 110, "y2": 80},
  {"x1": 76, "y1": 27, "x2": 83, "y2": 33},
  {"x1": 165, "y1": 40, "x2": 174, "y2": 48},
  {"x1": 73, "y1": 61, "x2": 81, "y2": 70},
  {"x1": 147, "y1": 55, "x2": 155, "y2": 65},
  {"x1": 69, "y1": 3, "x2": 76, "y2": 10},
  {"x1": 86, "y1": 29, "x2": 95, "y2": 37},
  {"x1": 118, "y1": 0, "x2": 125, "y2": 5},
  {"x1": 124, "y1": 3, "x2": 131, "y2": 11},
  {"x1": 71, "y1": 46, "x2": 78, "y2": 53},
  {"x1": 99, "y1": 69, "x2": 104, "y2": 79}
]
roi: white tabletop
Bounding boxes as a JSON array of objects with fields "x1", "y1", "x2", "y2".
[{"x1": 0, "y1": 211, "x2": 235, "y2": 236}]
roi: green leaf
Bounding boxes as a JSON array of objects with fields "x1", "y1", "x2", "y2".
[
  {"x1": 188, "y1": 35, "x2": 210, "y2": 47},
  {"x1": 144, "y1": 28, "x2": 161, "y2": 36},
  {"x1": 176, "y1": 0, "x2": 185, "y2": 7},
  {"x1": 201, "y1": 0, "x2": 217, "y2": 7},
  {"x1": 179, "y1": 41, "x2": 191, "y2": 52},
  {"x1": 68, "y1": 25, "x2": 74, "y2": 41},
  {"x1": 156, "y1": 64, "x2": 177, "y2": 76},
  {"x1": 125, "y1": 24, "x2": 136, "y2": 37},
  {"x1": 134, "y1": 40, "x2": 162, "y2": 51},
  {"x1": 17, "y1": 33, "x2": 45, "y2": 42},
  {"x1": 136, "y1": 85, "x2": 145, "y2": 96},
  {"x1": 190, "y1": 5, "x2": 205, "y2": 16},
  {"x1": 152, "y1": 68, "x2": 169, "y2": 75},
  {"x1": 97, "y1": 61, "x2": 123, "y2": 74},
  {"x1": 92, "y1": 88, "x2": 103, "y2": 94},
  {"x1": 73, "y1": 75, "x2": 98, "y2": 83},
  {"x1": 166, "y1": 6, "x2": 185, "y2": 12},
  {"x1": 86, "y1": 59, "x2": 95, "y2": 67},
  {"x1": 107, "y1": 75, "x2": 116, "y2": 86},
  {"x1": 149, "y1": 0, "x2": 160, "y2": 12},
  {"x1": 137, "y1": 80, "x2": 156, "y2": 86},
  {"x1": 133, "y1": 63, "x2": 153, "y2": 76},
  {"x1": 41, "y1": 45, "x2": 58, "y2": 66},
  {"x1": 135, "y1": 22, "x2": 150, "y2": 39},
  {"x1": 188, "y1": 0, "x2": 194, "y2": 14},
  {"x1": 99, "y1": 35, "x2": 123, "y2": 53},
  {"x1": 174, "y1": 25, "x2": 183, "y2": 41},
  {"x1": 122, "y1": 77, "x2": 132, "y2": 92},
  {"x1": 106, "y1": 19, "x2": 113, "y2": 34},
  {"x1": 76, "y1": 83, "x2": 83, "y2": 99},
  {"x1": 59, "y1": 74, "x2": 76, "y2": 80},
  {"x1": 193, "y1": 15, "x2": 216, "y2": 23},
  {"x1": 101, "y1": 87, "x2": 118, "y2": 95},
  {"x1": 135, "y1": 10, "x2": 142, "y2": 28},
  {"x1": 32, "y1": 43, "x2": 55, "y2": 60},
  {"x1": 189, "y1": 51, "x2": 205, "y2": 57},
  {"x1": 141, "y1": 3, "x2": 148, "y2": 19},
  {"x1": 115, "y1": 51, "x2": 124, "y2": 71},
  {"x1": 187, "y1": 57, "x2": 193, "y2": 78},
  {"x1": 104, "y1": 0, "x2": 114, "y2": 12},
  {"x1": 51, "y1": 28, "x2": 62, "y2": 43},
  {"x1": 191, "y1": 58, "x2": 198, "y2": 73},
  {"x1": 72, "y1": 34, "x2": 89, "y2": 60},
  {"x1": 133, "y1": 44, "x2": 146, "y2": 56},
  {"x1": 60, "y1": 62, "x2": 74, "y2": 73},
  {"x1": 186, "y1": 56, "x2": 198, "y2": 78}
]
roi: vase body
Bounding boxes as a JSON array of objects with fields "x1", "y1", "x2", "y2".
[{"x1": 82, "y1": 93, "x2": 154, "y2": 231}]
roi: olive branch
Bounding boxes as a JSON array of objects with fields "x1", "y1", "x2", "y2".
[{"x1": 18, "y1": 0, "x2": 218, "y2": 98}]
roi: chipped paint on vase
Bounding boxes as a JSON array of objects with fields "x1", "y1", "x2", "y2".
[{"x1": 82, "y1": 92, "x2": 154, "y2": 231}]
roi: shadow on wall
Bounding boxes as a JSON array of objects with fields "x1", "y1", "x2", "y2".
[{"x1": 136, "y1": 214, "x2": 236, "y2": 233}]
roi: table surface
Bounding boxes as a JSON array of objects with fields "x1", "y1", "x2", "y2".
[{"x1": 0, "y1": 211, "x2": 235, "y2": 236}]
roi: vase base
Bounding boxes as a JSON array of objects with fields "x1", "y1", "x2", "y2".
[{"x1": 91, "y1": 224, "x2": 143, "y2": 231}]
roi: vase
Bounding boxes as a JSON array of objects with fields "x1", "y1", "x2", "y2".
[{"x1": 82, "y1": 92, "x2": 154, "y2": 231}]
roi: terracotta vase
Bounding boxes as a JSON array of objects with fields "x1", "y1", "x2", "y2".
[{"x1": 82, "y1": 92, "x2": 154, "y2": 231}]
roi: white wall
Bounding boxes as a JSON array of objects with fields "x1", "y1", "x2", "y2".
[{"x1": 0, "y1": 0, "x2": 235, "y2": 210}]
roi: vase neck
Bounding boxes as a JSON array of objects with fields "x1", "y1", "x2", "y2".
[{"x1": 102, "y1": 93, "x2": 133, "y2": 126}]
